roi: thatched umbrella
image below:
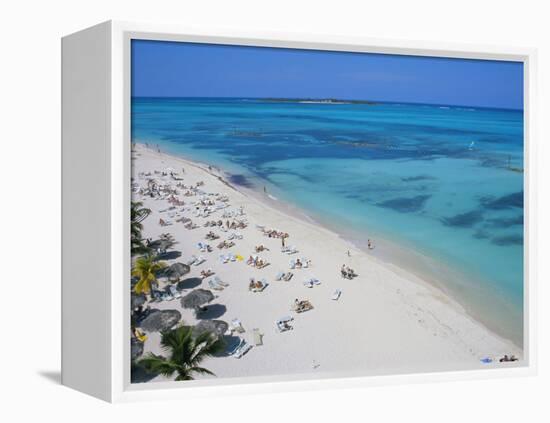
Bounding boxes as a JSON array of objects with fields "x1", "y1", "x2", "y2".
[
  {"x1": 176, "y1": 277, "x2": 202, "y2": 290},
  {"x1": 131, "y1": 338, "x2": 144, "y2": 361},
  {"x1": 164, "y1": 262, "x2": 190, "y2": 282},
  {"x1": 131, "y1": 293, "x2": 147, "y2": 309},
  {"x1": 181, "y1": 289, "x2": 214, "y2": 310},
  {"x1": 139, "y1": 309, "x2": 181, "y2": 332},
  {"x1": 193, "y1": 320, "x2": 229, "y2": 338}
]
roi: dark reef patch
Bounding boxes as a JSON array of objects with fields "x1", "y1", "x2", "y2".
[
  {"x1": 480, "y1": 192, "x2": 523, "y2": 210},
  {"x1": 401, "y1": 175, "x2": 437, "y2": 182},
  {"x1": 473, "y1": 229, "x2": 490, "y2": 239},
  {"x1": 485, "y1": 215, "x2": 523, "y2": 228},
  {"x1": 441, "y1": 210, "x2": 484, "y2": 228},
  {"x1": 227, "y1": 174, "x2": 254, "y2": 188},
  {"x1": 376, "y1": 194, "x2": 431, "y2": 213},
  {"x1": 491, "y1": 234, "x2": 523, "y2": 246}
]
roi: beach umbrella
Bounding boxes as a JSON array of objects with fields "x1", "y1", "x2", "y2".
[
  {"x1": 131, "y1": 293, "x2": 147, "y2": 309},
  {"x1": 193, "y1": 320, "x2": 229, "y2": 338},
  {"x1": 131, "y1": 338, "x2": 144, "y2": 361},
  {"x1": 164, "y1": 262, "x2": 190, "y2": 281},
  {"x1": 139, "y1": 309, "x2": 181, "y2": 332},
  {"x1": 181, "y1": 289, "x2": 214, "y2": 309},
  {"x1": 176, "y1": 277, "x2": 202, "y2": 290}
]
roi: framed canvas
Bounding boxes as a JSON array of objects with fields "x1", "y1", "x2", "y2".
[{"x1": 61, "y1": 21, "x2": 537, "y2": 402}]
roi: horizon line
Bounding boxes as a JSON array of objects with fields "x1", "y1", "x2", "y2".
[{"x1": 130, "y1": 96, "x2": 524, "y2": 111}]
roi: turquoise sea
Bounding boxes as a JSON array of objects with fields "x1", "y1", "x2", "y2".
[{"x1": 132, "y1": 97, "x2": 524, "y2": 346}]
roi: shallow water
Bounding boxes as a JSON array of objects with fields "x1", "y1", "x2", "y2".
[{"x1": 132, "y1": 97, "x2": 524, "y2": 345}]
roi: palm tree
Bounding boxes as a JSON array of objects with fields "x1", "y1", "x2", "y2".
[
  {"x1": 132, "y1": 255, "x2": 166, "y2": 295},
  {"x1": 138, "y1": 326, "x2": 225, "y2": 381},
  {"x1": 131, "y1": 201, "x2": 151, "y2": 255}
]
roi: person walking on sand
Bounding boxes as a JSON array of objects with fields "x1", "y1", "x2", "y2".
[
  {"x1": 282, "y1": 236, "x2": 286, "y2": 248},
  {"x1": 347, "y1": 250, "x2": 351, "y2": 257}
]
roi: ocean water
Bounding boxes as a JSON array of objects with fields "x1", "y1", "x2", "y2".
[{"x1": 132, "y1": 97, "x2": 524, "y2": 345}]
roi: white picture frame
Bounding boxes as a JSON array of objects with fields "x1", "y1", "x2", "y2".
[{"x1": 61, "y1": 20, "x2": 538, "y2": 403}]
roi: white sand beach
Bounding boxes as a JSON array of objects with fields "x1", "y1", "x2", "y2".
[{"x1": 131, "y1": 143, "x2": 522, "y2": 383}]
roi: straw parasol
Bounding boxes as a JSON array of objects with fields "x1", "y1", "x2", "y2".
[
  {"x1": 131, "y1": 338, "x2": 144, "y2": 361},
  {"x1": 131, "y1": 292, "x2": 147, "y2": 309},
  {"x1": 164, "y1": 262, "x2": 190, "y2": 281},
  {"x1": 193, "y1": 320, "x2": 229, "y2": 338},
  {"x1": 139, "y1": 309, "x2": 181, "y2": 332},
  {"x1": 181, "y1": 289, "x2": 214, "y2": 310}
]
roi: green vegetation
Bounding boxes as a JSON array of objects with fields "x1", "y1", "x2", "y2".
[
  {"x1": 138, "y1": 326, "x2": 225, "y2": 381},
  {"x1": 131, "y1": 201, "x2": 152, "y2": 255},
  {"x1": 132, "y1": 255, "x2": 166, "y2": 295}
]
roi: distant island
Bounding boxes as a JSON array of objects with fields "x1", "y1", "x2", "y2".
[{"x1": 261, "y1": 98, "x2": 377, "y2": 105}]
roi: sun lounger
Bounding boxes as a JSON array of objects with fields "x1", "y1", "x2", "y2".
[
  {"x1": 187, "y1": 255, "x2": 198, "y2": 266},
  {"x1": 293, "y1": 300, "x2": 314, "y2": 313},
  {"x1": 168, "y1": 285, "x2": 181, "y2": 299},
  {"x1": 214, "y1": 276, "x2": 229, "y2": 287},
  {"x1": 332, "y1": 289, "x2": 342, "y2": 301},
  {"x1": 250, "y1": 278, "x2": 268, "y2": 292},
  {"x1": 233, "y1": 341, "x2": 253, "y2": 359},
  {"x1": 161, "y1": 290, "x2": 174, "y2": 301},
  {"x1": 252, "y1": 328, "x2": 263, "y2": 346},
  {"x1": 290, "y1": 259, "x2": 296, "y2": 269},
  {"x1": 219, "y1": 254, "x2": 229, "y2": 264},
  {"x1": 194, "y1": 256, "x2": 206, "y2": 266},
  {"x1": 283, "y1": 272, "x2": 294, "y2": 281},
  {"x1": 231, "y1": 318, "x2": 245, "y2": 333},
  {"x1": 208, "y1": 279, "x2": 224, "y2": 291},
  {"x1": 228, "y1": 338, "x2": 245, "y2": 355},
  {"x1": 303, "y1": 277, "x2": 320, "y2": 288},
  {"x1": 276, "y1": 316, "x2": 294, "y2": 332},
  {"x1": 275, "y1": 271, "x2": 284, "y2": 281}
]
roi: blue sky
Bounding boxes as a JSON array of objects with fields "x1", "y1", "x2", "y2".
[{"x1": 131, "y1": 39, "x2": 523, "y2": 109}]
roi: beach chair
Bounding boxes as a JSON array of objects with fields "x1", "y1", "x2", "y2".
[
  {"x1": 289, "y1": 259, "x2": 296, "y2": 269},
  {"x1": 311, "y1": 277, "x2": 321, "y2": 286},
  {"x1": 208, "y1": 279, "x2": 223, "y2": 291},
  {"x1": 332, "y1": 289, "x2": 342, "y2": 301},
  {"x1": 257, "y1": 279, "x2": 268, "y2": 292},
  {"x1": 275, "y1": 271, "x2": 284, "y2": 281},
  {"x1": 134, "y1": 328, "x2": 148, "y2": 343},
  {"x1": 194, "y1": 256, "x2": 206, "y2": 266},
  {"x1": 287, "y1": 246, "x2": 298, "y2": 255},
  {"x1": 252, "y1": 328, "x2": 263, "y2": 346},
  {"x1": 276, "y1": 316, "x2": 294, "y2": 332},
  {"x1": 231, "y1": 318, "x2": 245, "y2": 334},
  {"x1": 168, "y1": 285, "x2": 181, "y2": 299},
  {"x1": 161, "y1": 289, "x2": 174, "y2": 301},
  {"x1": 293, "y1": 300, "x2": 314, "y2": 313},
  {"x1": 187, "y1": 255, "x2": 198, "y2": 266},
  {"x1": 283, "y1": 272, "x2": 294, "y2": 281},
  {"x1": 233, "y1": 341, "x2": 253, "y2": 359},
  {"x1": 214, "y1": 276, "x2": 229, "y2": 287}
]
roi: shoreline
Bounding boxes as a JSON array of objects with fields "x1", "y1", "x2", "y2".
[
  {"x1": 140, "y1": 142, "x2": 522, "y2": 348},
  {"x1": 132, "y1": 142, "x2": 522, "y2": 382}
]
